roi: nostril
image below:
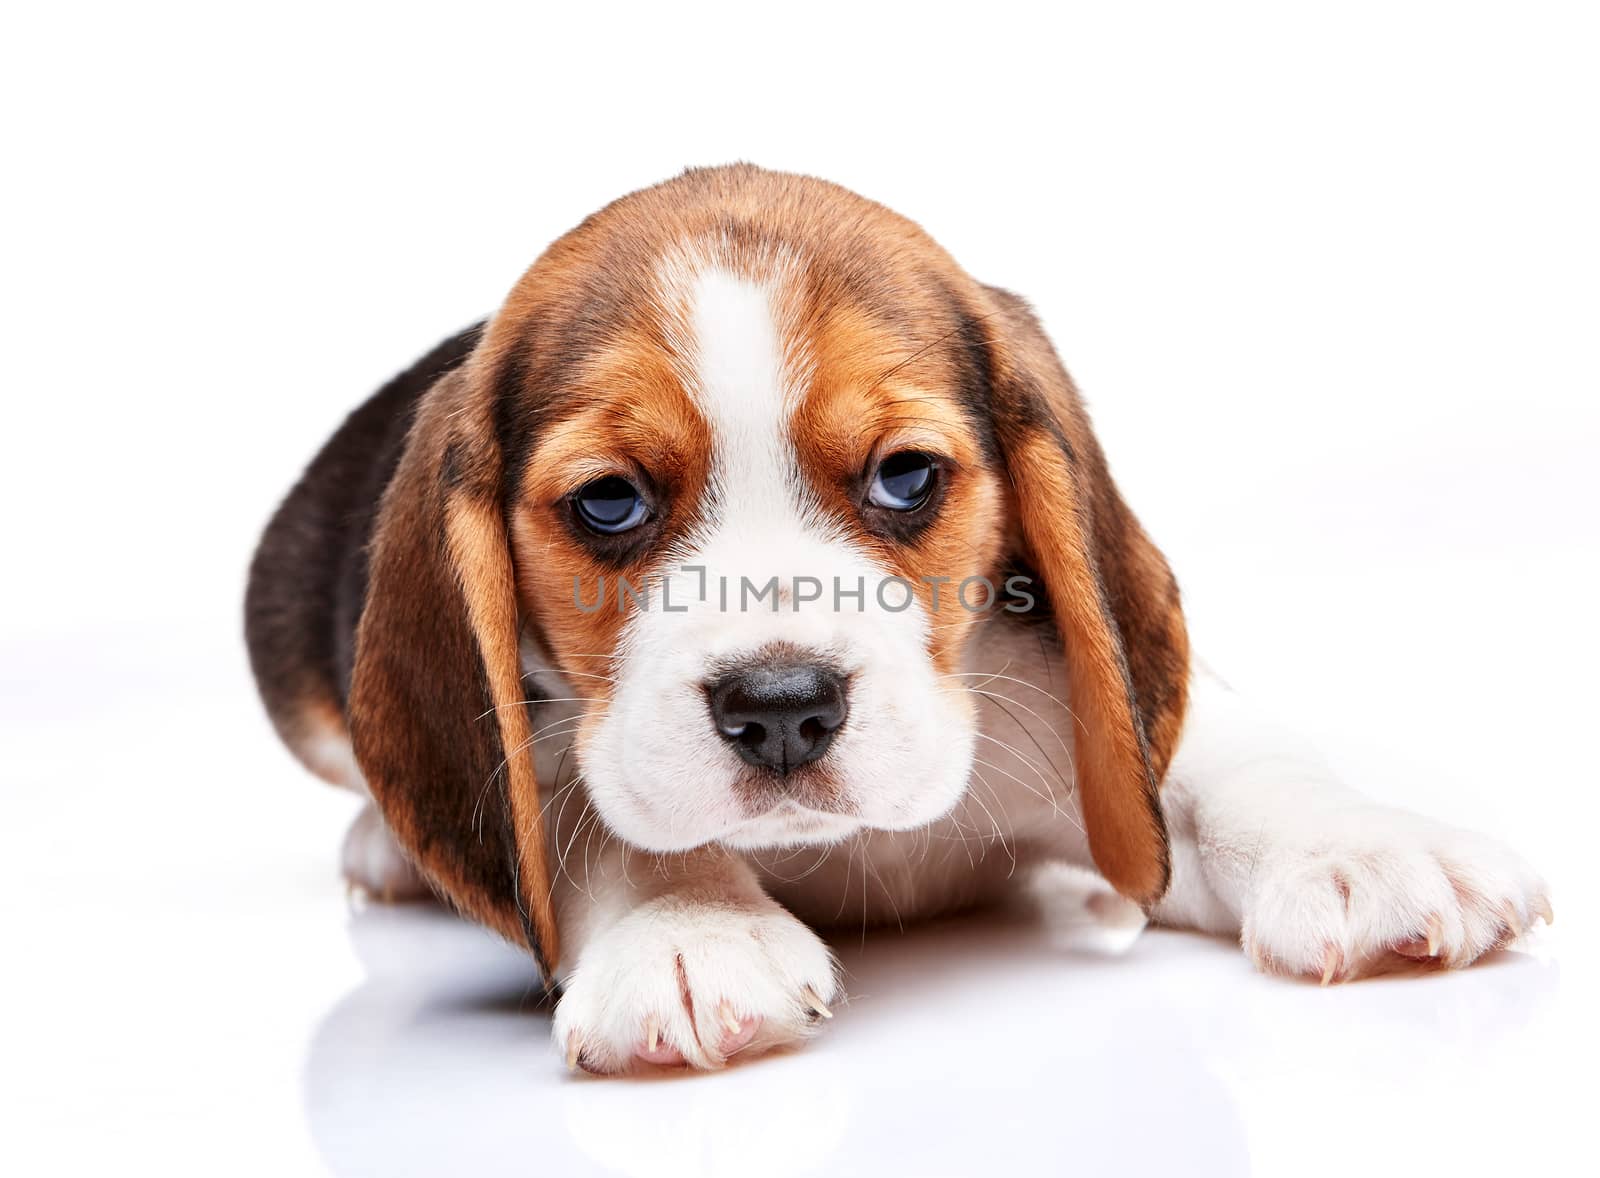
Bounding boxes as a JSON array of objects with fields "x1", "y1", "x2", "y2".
[
  {"x1": 797, "y1": 703, "x2": 845, "y2": 746},
  {"x1": 806, "y1": 693, "x2": 847, "y2": 734},
  {"x1": 706, "y1": 661, "x2": 849, "y2": 775}
]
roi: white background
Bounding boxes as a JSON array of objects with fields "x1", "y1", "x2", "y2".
[{"x1": 3, "y1": 3, "x2": 1596, "y2": 1175}]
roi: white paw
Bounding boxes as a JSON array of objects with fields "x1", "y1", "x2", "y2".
[
  {"x1": 341, "y1": 803, "x2": 432, "y2": 903},
  {"x1": 552, "y1": 897, "x2": 839, "y2": 1074},
  {"x1": 1236, "y1": 806, "x2": 1550, "y2": 982}
]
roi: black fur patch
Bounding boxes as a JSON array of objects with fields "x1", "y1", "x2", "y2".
[{"x1": 245, "y1": 322, "x2": 484, "y2": 721}]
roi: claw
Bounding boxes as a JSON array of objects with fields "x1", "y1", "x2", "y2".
[
  {"x1": 1500, "y1": 901, "x2": 1523, "y2": 941},
  {"x1": 1319, "y1": 944, "x2": 1342, "y2": 986},
  {"x1": 646, "y1": 1016, "x2": 660, "y2": 1054},
  {"x1": 1534, "y1": 896, "x2": 1554, "y2": 926},
  {"x1": 717, "y1": 1002, "x2": 742, "y2": 1036},
  {"x1": 565, "y1": 1035, "x2": 581, "y2": 1072},
  {"x1": 801, "y1": 986, "x2": 833, "y2": 1019},
  {"x1": 1426, "y1": 914, "x2": 1443, "y2": 958}
]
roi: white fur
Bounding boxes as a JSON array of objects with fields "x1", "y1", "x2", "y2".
[
  {"x1": 577, "y1": 252, "x2": 975, "y2": 855},
  {"x1": 495, "y1": 245, "x2": 1549, "y2": 1071},
  {"x1": 300, "y1": 723, "x2": 367, "y2": 791},
  {"x1": 550, "y1": 845, "x2": 838, "y2": 1072},
  {"x1": 1152, "y1": 668, "x2": 1549, "y2": 977},
  {"x1": 305, "y1": 244, "x2": 1547, "y2": 1075},
  {"x1": 340, "y1": 802, "x2": 430, "y2": 901},
  {"x1": 544, "y1": 621, "x2": 1547, "y2": 1071}
]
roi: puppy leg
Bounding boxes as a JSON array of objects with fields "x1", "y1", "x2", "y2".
[
  {"x1": 550, "y1": 837, "x2": 839, "y2": 1074},
  {"x1": 1152, "y1": 668, "x2": 1550, "y2": 981},
  {"x1": 341, "y1": 802, "x2": 431, "y2": 903},
  {"x1": 294, "y1": 717, "x2": 432, "y2": 904}
]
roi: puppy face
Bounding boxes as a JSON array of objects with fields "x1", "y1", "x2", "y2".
[
  {"x1": 350, "y1": 165, "x2": 1189, "y2": 967},
  {"x1": 503, "y1": 226, "x2": 1007, "y2": 851}
]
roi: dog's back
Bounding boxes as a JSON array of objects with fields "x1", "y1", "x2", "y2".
[{"x1": 244, "y1": 323, "x2": 483, "y2": 786}]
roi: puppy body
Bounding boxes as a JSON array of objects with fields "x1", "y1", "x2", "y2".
[{"x1": 247, "y1": 165, "x2": 1547, "y2": 1073}]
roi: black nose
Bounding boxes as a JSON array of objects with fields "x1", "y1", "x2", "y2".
[{"x1": 707, "y1": 663, "x2": 849, "y2": 774}]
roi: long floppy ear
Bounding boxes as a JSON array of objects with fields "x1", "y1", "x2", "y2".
[
  {"x1": 347, "y1": 365, "x2": 558, "y2": 974},
  {"x1": 980, "y1": 286, "x2": 1189, "y2": 909}
]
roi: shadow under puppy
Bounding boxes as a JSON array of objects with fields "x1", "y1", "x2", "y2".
[{"x1": 246, "y1": 164, "x2": 1549, "y2": 1074}]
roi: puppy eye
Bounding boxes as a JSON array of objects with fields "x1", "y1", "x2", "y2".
[
  {"x1": 572, "y1": 476, "x2": 649, "y2": 534},
  {"x1": 868, "y1": 451, "x2": 936, "y2": 511}
]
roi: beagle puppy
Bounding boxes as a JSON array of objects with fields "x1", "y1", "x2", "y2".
[{"x1": 246, "y1": 164, "x2": 1549, "y2": 1074}]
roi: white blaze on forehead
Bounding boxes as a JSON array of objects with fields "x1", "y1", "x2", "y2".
[
  {"x1": 645, "y1": 253, "x2": 930, "y2": 658},
  {"x1": 579, "y1": 250, "x2": 970, "y2": 853},
  {"x1": 677, "y1": 264, "x2": 815, "y2": 540},
  {"x1": 687, "y1": 267, "x2": 799, "y2": 430}
]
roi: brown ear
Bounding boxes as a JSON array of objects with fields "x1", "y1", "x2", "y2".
[
  {"x1": 347, "y1": 366, "x2": 558, "y2": 973},
  {"x1": 979, "y1": 286, "x2": 1189, "y2": 909}
]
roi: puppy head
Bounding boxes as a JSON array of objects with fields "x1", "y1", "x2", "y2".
[{"x1": 349, "y1": 165, "x2": 1188, "y2": 970}]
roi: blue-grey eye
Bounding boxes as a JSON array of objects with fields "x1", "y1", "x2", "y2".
[
  {"x1": 868, "y1": 451, "x2": 936, "y2": 511},
  {"x1": 573, "y1": 476, "x2": 649, "y2": 534}
]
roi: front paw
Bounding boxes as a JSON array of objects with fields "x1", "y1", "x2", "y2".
[
  {"x1": 552, "y1": 896, "x2": 839, "y2": 1074},
  {"x1": 1237, "y1": 807, "x2": 1550, "y2": 982}
]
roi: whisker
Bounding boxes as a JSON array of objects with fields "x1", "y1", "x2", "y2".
[
  {"x1": 964, "y1": 687, "x2": 1074, "y2": 768},
  {"x1": 478, "y1": 697, "x2": 594, "y2": 719},
  {"x1": 861, "y1": 838, "x2": 904, "y2": 935},
  {"x1": 962, "y1": 768, "x2": 1017, "y2": 875},
  {"x1": 548, "y1": 669, "x2": 617, "y2": 684},
  {"x1": 865, "y1": 311, "x2": 1001, "y2": 395},
  {"x1": 832, "y1": 838, "x2": 862, "y2": 924},
  {"x1": 944, "y1": 669, "x2": 1092, "y2": 741},
  {"x1": 937, "y1": 659, "x2": 1015, "y2": 691}
]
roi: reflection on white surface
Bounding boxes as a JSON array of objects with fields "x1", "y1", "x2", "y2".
[
  {"x1": 300, "y1": 872, "x2": 1561, "y2": 1178},
  {"x1": 0, "y1": 622, "x2": 1584, "y2": 1178},
  {"x1": 1, "y1": 614, "x2": 1587, "y2": 1178}
]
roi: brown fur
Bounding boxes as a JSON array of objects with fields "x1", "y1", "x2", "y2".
[
  {"x1": 245, "y1": 164, "x2": 1191, "y2": 974},
  {"x1": 507, "y1": 338, "x2": 715, "y2": 710},
  {"x1": 345, "y1": 369, "x2": 558, "y2": 970},
  {"x1": 976, "y1": 286, "x2": 1189, "y2": 905},
  {"x1": 244, "y1": 324, "x2": 482, "y2": 781}
]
